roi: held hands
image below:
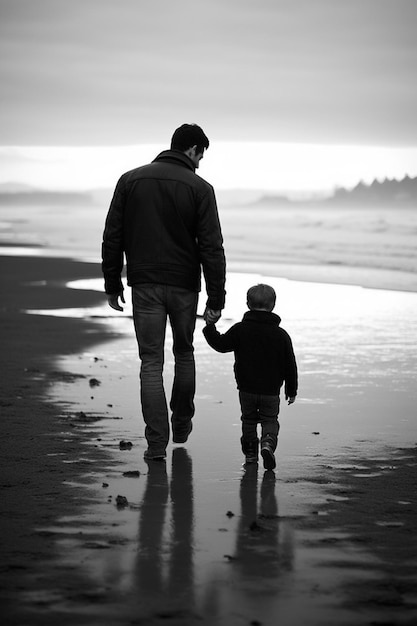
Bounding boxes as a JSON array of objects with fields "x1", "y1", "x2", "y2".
[
  {"x1": 204, "y1": 307, "x2": 221, "y2": 325},
  {"x1": 286, "y1": 396, "x2": 296, "y2": 405},
  {"x1": 108, "y1": 291, "x2": 125, "y2": 312}
]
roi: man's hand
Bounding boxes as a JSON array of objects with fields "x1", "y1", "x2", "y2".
[
  {"x1": 108, "y1": 291, "x2": 125, "y2": 312},
  {"x1": 286, "y1": 396, "x2": 296, "y2": 405},
  {"x1": 204, "y1": 307, "x2": 221, "y2": 324}
]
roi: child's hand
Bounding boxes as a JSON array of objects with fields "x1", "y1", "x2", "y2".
[{"x1": 286, "y1": 396, "x2": 296, "y2": 405}]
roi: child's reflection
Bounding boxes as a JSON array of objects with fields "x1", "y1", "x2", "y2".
[{"x1": 234, "y1": 465, "x2": 293, "y2": 579}]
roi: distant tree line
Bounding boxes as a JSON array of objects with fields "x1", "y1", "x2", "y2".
[{"x1": 330, "y1": 175, "x2": 417, "y2": 205}]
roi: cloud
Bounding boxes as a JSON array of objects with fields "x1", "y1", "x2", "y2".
[{"x1": 1, "y1": 0, "x2": 416, "y2": 146}]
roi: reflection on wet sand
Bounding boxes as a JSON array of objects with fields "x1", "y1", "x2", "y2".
[
  {"x1": 197, "y1": 463, "x2": 296, "y2": 625},
  {"x1": 215, "y1": 464, "x2": 295, "y2": 623},
  {"x1": 235, "y1": 465, "x2": 293, "y2": 578},
  {"x1": 134, "y1": 448, "x2": 195, "y2": 620},
  {"x1": 132, "y1": 453, "x2": 296, "y2": 624}
]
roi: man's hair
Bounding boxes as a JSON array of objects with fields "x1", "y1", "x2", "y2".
[
  {"x1": 171, "y1": 123, "x2": 210, "y2": 153},
  {"x1": 247, "y1": 284, "x2": 276, "y2": 312}
]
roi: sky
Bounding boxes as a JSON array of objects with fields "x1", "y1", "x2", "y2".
[{"x1": 1, "y1": 0, "x2": 417, "y2": 193}]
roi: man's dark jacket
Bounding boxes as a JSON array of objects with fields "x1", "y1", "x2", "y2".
[
  {"x1": 102, "y1": 150, "x2": 226, "y2": 310},
  {"x1": 203, "y1": 310, "x2": 298, "y2": 397}
]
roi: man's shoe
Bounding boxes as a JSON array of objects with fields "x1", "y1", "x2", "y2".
[
  {"x1": 144, "y1": 449, "x2": 166, "y2": 461},
  {"x1": 261, "y1": 442, "x2": 276, "y2": 470},
  {"x1": 172, "y1": 421, "x2": 193, "y2": 444}
]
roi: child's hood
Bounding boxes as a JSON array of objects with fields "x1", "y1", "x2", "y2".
[{"x1": 242, "y1": 310, "x2": 282, "y2": 325}]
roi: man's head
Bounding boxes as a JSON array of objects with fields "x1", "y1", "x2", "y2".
[
  {"x1": 171, "y1": 123, "x2": 209, "y2": 169},
  {"x1": 247, "y1": 284, "x2": 276, "y2": 312}
]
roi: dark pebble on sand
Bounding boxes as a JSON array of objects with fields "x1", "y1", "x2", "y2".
[{"x1": 119, "y1": 440, "x2": 133, "y2": 450}]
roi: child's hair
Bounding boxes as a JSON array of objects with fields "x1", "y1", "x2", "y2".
[{"x1": 247, "y1": 284, "x2": 276, "y2": 311}]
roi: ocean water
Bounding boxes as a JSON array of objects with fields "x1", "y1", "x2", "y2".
[{"x1": 1, "y1": 199, "x2": 417, "y2": 289}]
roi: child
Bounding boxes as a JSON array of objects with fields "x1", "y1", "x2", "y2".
[{"x1": 203, "y1": 284, "x2": 297, "y2": 470}]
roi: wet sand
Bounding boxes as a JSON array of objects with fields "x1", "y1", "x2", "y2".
[
  {"x1": 0, "y1": 255, "x2": 117, "y2": 623},
  {"x1": 1, "y1": 250, "x2": 417, "y2": 625}
]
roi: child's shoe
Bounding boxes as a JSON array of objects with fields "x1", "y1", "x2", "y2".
[
  {"x1": 243, "y1": 439, "x2": 259, "y2": 464},
  {"x1": 261, "y1": 441, "x2": 276, "y2": 470},
  {"x1": 144, "y1": 448, "x2": 166, "y2": 461}
]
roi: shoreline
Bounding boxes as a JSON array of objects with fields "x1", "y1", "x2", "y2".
[
  {"x1": 2, "y1": 237, "x2": 417, "y2": 295},
  {"x1": 1, "y1": 250, "x2": 417, "y2": 624},
  {"x1": 226, "y1": 258, "x2": 417, "y2": 294}
]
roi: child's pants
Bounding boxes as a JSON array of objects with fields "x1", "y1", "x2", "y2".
[{"x1": 239, "y1": 391, "x2": 280, "y2": 455}]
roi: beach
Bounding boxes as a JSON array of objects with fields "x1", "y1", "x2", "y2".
[{"x1": 1, "y1": 199, "x2": 417, "y2": 625}]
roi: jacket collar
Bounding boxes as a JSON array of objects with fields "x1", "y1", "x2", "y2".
[
  {"x1": 153, "y1": 149, "x2": 196, "y2": 172},
  {"x1": 242, "y1": 310, "x2": 282, "y2": 325}
]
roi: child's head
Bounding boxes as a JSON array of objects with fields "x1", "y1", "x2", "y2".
[{"x1": 246, "y1": 284, "x2": 276, "y2": 312}]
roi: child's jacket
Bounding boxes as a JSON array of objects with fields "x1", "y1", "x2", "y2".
[{"x1": 203, "y1": 310, "x2": 298, "y2": 397}]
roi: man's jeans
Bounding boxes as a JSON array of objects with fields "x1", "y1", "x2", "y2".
[
  {"x1": 239, "y1": 391, "x2": 280, "y2": 454},
  {"x1": 132, "y1": 284, "x2": 198, "y2": 453}
]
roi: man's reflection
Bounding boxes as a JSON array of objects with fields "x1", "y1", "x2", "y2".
[
  {"x1": 168, "y1": 448, "x2": 194, "y2": 599},
  {"x1": 136, "y1": 455, "x2": 169, "y2": 595},
  {"x1": 134, "y1": 448, "x2": 194, "y2": 614}
]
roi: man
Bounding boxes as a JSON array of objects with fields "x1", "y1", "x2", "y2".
[{"x1": 102, "y1": 124, "x2": 226, "y2": 461}]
